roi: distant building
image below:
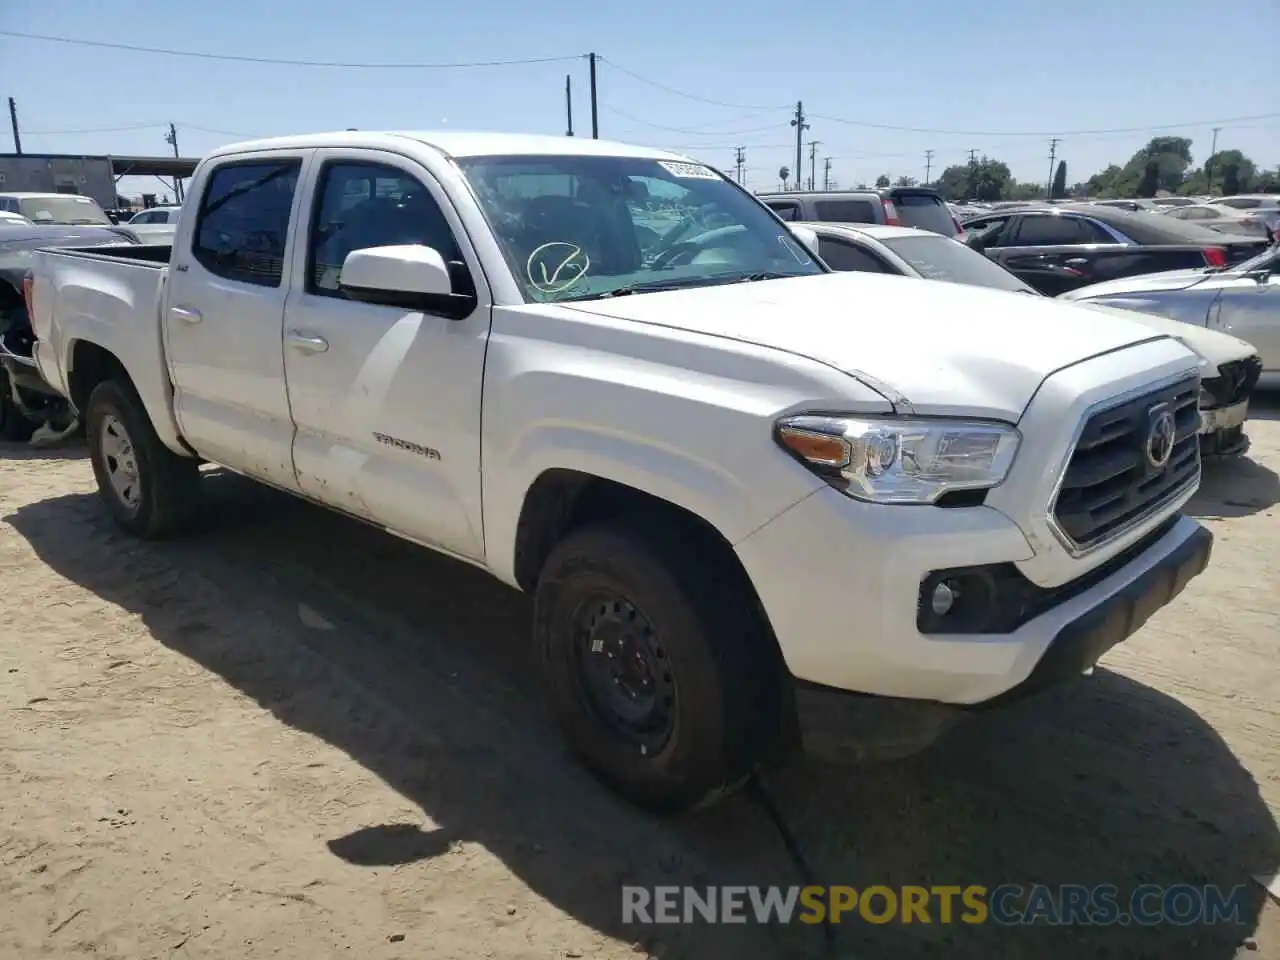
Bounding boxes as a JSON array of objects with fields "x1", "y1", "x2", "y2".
[
  {"x1": 0, "y1": 152, "x2": 200, "y2": 210},
  {"x1": 0, "y1": 153, "x2": 117, "y2": 208}
]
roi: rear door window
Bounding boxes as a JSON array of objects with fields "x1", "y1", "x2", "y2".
[
  {"x1": 1012, "y1": 214, "x2": 1100, "y2": 246},
  {"x1": 192, "y1": 160, "x2": 301, "y2": 287},
  {"x1": 812, "y1": 199, "x2": 877, "y2": 224},
  {"x1": 817, "y1": 237, "x2": 894, "y2": 273},
  {"x1": 765, "y1": 201, "x2": 802, "y2": 221},
  {"x1": 891, "y1": 192, "x2": 956, "y2": 236},
  {"x1": 961, "y1": 215, "x2": 1012, "y2": 250}
]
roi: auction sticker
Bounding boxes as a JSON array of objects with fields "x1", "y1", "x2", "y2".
[{"x1": 658, "y1": 160, "x2": 719, "y2": 180}]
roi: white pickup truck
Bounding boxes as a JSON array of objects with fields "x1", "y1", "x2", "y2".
[{"x1": 28, "y1": 131, "x2": 1213, "y2": 812}]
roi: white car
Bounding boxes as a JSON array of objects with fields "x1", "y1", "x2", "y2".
[
  {"x1": 804, "y1": 221, "x2": 1263, "y2": 456},
  {"x1": 0, "y1": 210, "x2": 34, "y2": 226},
  {"x1": 125, "y1": 205, "x2": 182, "y2": 243},
  {"x1": 0, "y1": 192, "x2": 112, "y2": 226},
  {"x1": 28, "y1": 130, "x2": 1212, "y2": 812}
]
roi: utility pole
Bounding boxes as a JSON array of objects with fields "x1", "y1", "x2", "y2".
[
  {"x1": 7, "y1": 97, "x2": 20, "y2": 154},
  {"x1": 1046, "y1": 137, "x2": 1061, "y2": 199},
  {"x1": 164, "y1": 122, "x2": 184, "y2": 202},
  {"x1": 734, "y1": 146, "x2": 745, "y2": 185},
  {"x1": 790, "y1": 102, "x2": 808, "y2": 192},
  {"x1": 1206, "y1": 126, "x2": 1222, "y2": 195},
  {"x1": 588, "y1": 52, "x2": 599, "y2": 139},
  {"x1": 966, "y1": 148, "x2": 979, "y2": 200},
  {"x1": 807, "y1": 140, "x2": 821, "y2": 191},
  {"x1": 923, "y1": 148, "x2": 934, "y2": 184},
  {"x1": 823, "y1": 156, "x2": 833, "y2": 191},
  {"x1": 565, "y1": 75, "x2": 574, "y2": 136}
]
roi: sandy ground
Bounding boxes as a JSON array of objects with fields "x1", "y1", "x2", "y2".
[{"x1": 1, "y1": 397, "x2": 1278, "y2": 960}]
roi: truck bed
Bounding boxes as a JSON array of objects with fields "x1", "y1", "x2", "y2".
[{"x1": 48, "y1": 243, "x2": 172, "y2": 266}]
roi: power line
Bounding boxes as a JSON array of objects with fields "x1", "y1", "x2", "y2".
[
  {"x1": 602, "y1": 105, "x2": 785, "y2": 137},
  {"x1": 600, "y1": 58, "x2": 789, "y2": 112},
  {"x1": 599, "y1": 58, "x2": 1280, "y2": 137},
  {"x1": 24, "y1": 121, "x2": 172, "y2": 135},
  {"x1": 0, "y1": 30, "x2": 580, "y2": 69},
  {"x1": 810, "y1": 109, "x2": 1280, "y2": 138}
]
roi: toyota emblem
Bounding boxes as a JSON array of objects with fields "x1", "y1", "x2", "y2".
[{"x1": 1145, "y1": 406, "x2": 1176, "y2": 469}]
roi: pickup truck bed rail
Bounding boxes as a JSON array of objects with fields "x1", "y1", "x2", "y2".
[{"x1": 44, "y1": 244, "x2": 172, "y2": 267}]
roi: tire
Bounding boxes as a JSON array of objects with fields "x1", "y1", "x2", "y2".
[
  {"x1": 0, "y1": 368, "x2": 35, "y2": 443},
  {"x1": 85, "y1": 378, "x2": 201, "y2": 538},
  {"x1": 534, "y1": 516, "x2": 783, "y2": 814}
]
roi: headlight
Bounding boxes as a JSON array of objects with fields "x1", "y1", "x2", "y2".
[{"x1": 774, "y1": 415, "x2": 1020, "y2": 504}]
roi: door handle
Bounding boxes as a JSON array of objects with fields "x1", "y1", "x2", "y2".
[
  {"x1": 170, "y1": 305, "x2": 202, "y2": 324},
  {"x1": 286, "y1": 331, "x2": 329, "y2": 354},
  {"x1": 1064, "y1": 257, "x2": 1089, "y2": 266}
]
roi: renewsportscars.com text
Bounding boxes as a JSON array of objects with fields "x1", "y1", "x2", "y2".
[{"x1": 622, "y1": 884, "x2": 1248, "y2": 926}]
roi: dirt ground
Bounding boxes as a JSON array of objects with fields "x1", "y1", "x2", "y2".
[{"x1": 1, "y1": 397, "x2": 1278, "y2": 960}]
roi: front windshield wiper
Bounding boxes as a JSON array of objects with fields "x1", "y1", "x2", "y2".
[
  {"x1": 560, "y1": 276, "x2": 719, "y2": 301},
  {"x1": 560, "y1": 270, "x2": 796, "y2": 302}
]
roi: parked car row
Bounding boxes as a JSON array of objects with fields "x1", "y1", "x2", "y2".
[
  {"x1": 959, "y1": 203, "x2": 1269, "y2": 293},
  {"x1": 802, "y1": 220, "x2": 1267, "y2": 457}
]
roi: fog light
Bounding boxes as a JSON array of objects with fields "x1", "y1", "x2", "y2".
[{"x1": 930, "y1": 580, "x2": 959, "y2": 616}]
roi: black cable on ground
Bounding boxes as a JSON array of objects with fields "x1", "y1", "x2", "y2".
[{"x1": 746, "y1": 772, "x2": 837, "y2": 955}]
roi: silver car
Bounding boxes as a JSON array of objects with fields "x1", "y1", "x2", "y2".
[
  {"x1": 1058, "y1": 242, "x2": 1279, "y2": 378},
  {"x1": 804, "y1": 221, "x2": 1265, "y2": 456}
]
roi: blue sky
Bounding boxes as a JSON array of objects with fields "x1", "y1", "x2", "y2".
[{"x1": 2, "y1": 0, "x2": 1277, "y2": 200}]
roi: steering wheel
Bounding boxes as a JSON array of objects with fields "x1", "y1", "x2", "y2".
[{"x1": 649, "y1": 240, "x2": 707, "y2": 271}]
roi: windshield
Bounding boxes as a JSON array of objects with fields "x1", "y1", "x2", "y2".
[
  {"x1": 1226, "y1": 242, "x2": 1279, "y2": 275},
  {"x1": 880, "y1": 235, "x2": 1037, "y2": 294},
  {"x1": 18, "y1": 196, "x2": 110, "y2": 225},
  {"x1": 892, "y1": 193, "x2": 958, "y2": 237},
  {"x1": 456, "y1": 155, "x2": 825, "y2": 302}
]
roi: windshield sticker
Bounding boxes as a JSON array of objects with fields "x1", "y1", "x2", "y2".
[
  {"x1": 777, "y1": 235, "x2": 812, "y2": 264},
  {"x1": 657, "y1": 161, "x2": 719, "y2": 181},
  {"x1": 526, "y1": 241, "x2": 590, "y2": 294}
]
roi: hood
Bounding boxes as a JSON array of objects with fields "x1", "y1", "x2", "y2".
[
  {"x1": 557, "y1": 272, "x2": 1172, "y2": 422},
  {"x1": 1058, "y1": 267, "x2": 1211, "y2": 300},
  {"x1": 1074, "y1": 302, "x2": 1256, "y2": 372}
]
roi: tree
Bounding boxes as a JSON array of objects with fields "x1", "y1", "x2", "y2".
[
  {"x1": 893, "y1": 175, "x2": 917, "y2": 188},
  {"x1": 1085, "y1": 164, "x2": 1123, "y2": 198},
  {"x1": 1051, "y1": 160, "x2": 1067, "y2": 199},
  {"x1": 875, "y1": 174, "x2": 891, "y2": 188},
  {"x1": 933, "y1": 157, "x2": 1011, "y2": 202},
  {"x1": 1222, "y1": 162, "x2": 1241, "y2": 196},
  {"x1": 1117, "y1": 137, "x2": 1193, "y2": 196},
  {"x1": 1136, "y1": 160, "x2": 1161, "y2": 198}
]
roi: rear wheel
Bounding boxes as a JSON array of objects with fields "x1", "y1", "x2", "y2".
[
  {"x1": 534, "y1": 517, "x2": 783, "y2": 814},
  {"x1": 86, "y1": 379, "x2": 201, "y2": 538}
]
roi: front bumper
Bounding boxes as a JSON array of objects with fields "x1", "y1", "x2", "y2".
[
  {"x1": 1198, "y1": 398, "x2": 1251, "y2": 457},
  {"x1": 980, "y1": 519, "x2": 1211, "y2": 706},
  {"x1": 736, "y1": 483, "x2": 1212, "y2": 706}
]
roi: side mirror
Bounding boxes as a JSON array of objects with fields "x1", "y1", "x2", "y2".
[
  {"x1": 339, "y1": 244, "x2": 476, "y2": 319},
  {"x1": 788, "y1": 224, "x2": 821, "y2": 258}
]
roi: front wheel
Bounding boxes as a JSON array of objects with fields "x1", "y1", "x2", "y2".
[
  {"x1": 534, "y1": 518, "x2": 783, "y2": 814},
  {"x1": 85, "y1": 379, "x2": 201, "y2": 538}
]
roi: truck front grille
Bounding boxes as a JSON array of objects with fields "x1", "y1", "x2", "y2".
[
  {"x1": 1200, "y1": 355, "x2": 1262, "y2": 408},
  {"x1": 1051, "y1": 375, "x2": 1200, "y2": 551}
]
